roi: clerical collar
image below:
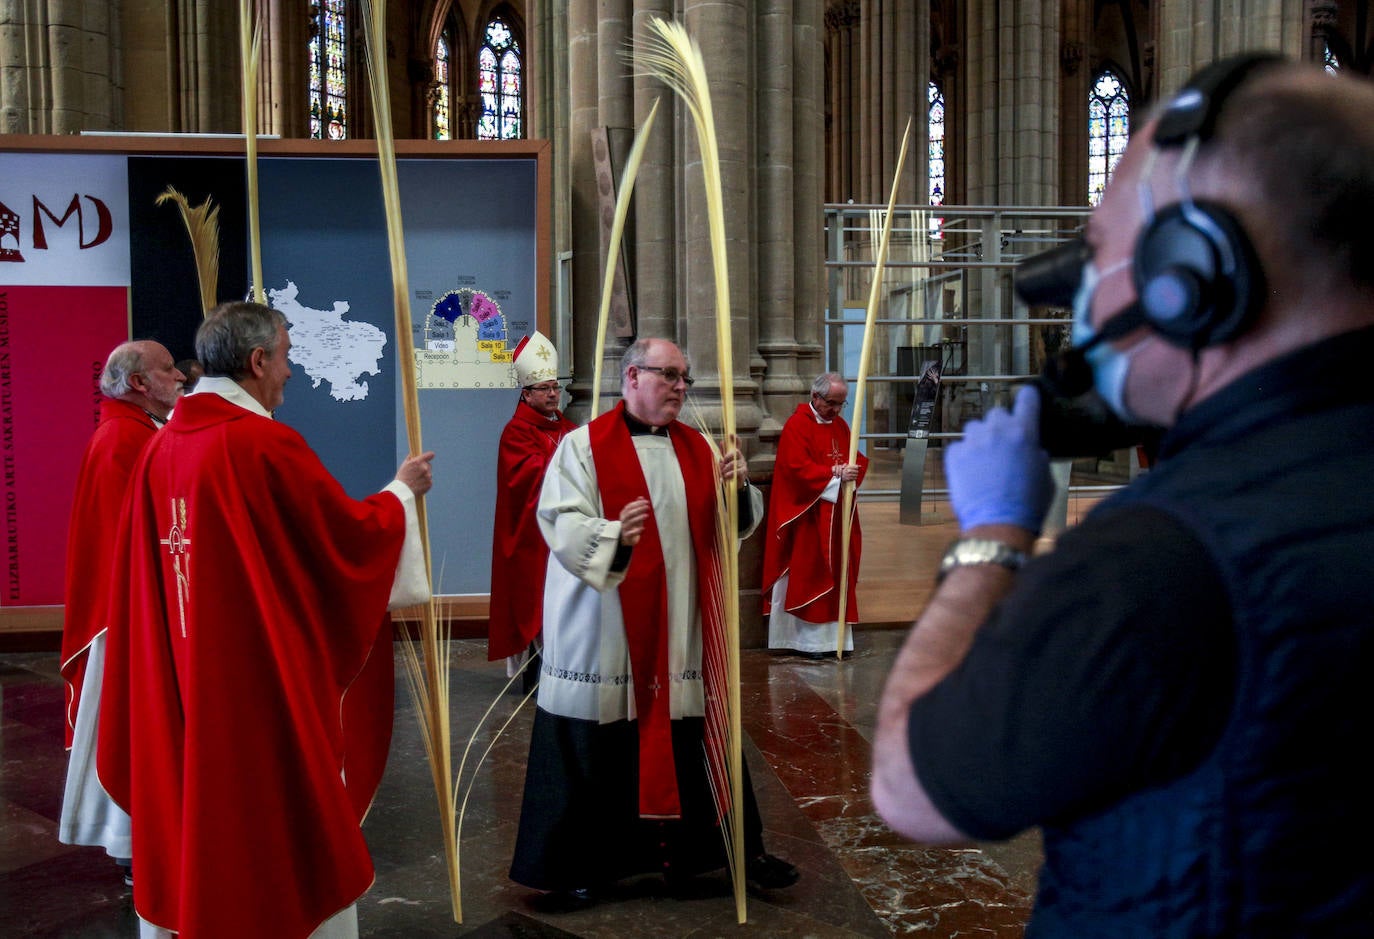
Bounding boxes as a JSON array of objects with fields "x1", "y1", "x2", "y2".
[
  {"x1": 144, "y1": 409, "x2": 168, "y2": 428},
  {"x1": 190, "y1": 375, "x2": 275, "y2": 420},
  {"x1": 623, "y1": 409, "x2": 668, "y2": 436},
  {"x1": 808, "y1": 401, "x2": 832, "y2": 424}
]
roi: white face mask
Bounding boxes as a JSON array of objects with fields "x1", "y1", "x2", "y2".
[{"x1": 1071, "y1": 257, "x2": 1142, "y2": 421}]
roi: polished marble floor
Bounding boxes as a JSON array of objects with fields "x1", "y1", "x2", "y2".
[{"x1": 0, "y1": 628, "x2": 1043, "y2": 938}]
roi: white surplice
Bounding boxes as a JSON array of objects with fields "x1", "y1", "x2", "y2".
[{"x1": 534, "y1": 424, "x2": 762, "y2": 723}]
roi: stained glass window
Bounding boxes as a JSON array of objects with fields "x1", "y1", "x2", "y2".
[
  {"x1": 1088, "y1": 70, "x2": 1130, "y2": 206},
  {"x1": 928, "y1": 81, "x2": 946, "y2": 240},
  {"x1": 477, "y1": 17, "x2": 522, "y2": 140},
  {"x1": 308, "y1": 0, "x2": 349, "y2": 140},
  {"x1": 1325, "y1": 41, "x2": 1341, "y2": 75},
  {"x1": 434, "y1": 35, "x2": 452, "y2": 139}
]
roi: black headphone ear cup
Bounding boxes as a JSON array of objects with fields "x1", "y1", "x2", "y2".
[{"x1": 1133, "y1": 200, "x2": 1263, "y2": 348}]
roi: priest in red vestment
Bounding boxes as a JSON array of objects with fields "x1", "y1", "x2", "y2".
[
  {"x1": 97, "y1": 302, "x2": 434, "y2": 939},
  {"x1": 60, "y1": 341, "x2": 185, "y2": 875},
  {"x1": 488, "y1": 331, "x2": 576, "y2": 673},
  {"x1": 762, "y1": 372, "x2": 869, "y2": 657}
]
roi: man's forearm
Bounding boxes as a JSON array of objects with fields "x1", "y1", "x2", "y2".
[{"x1": 870, "y1": 524, "x2": 1034, "y2": 843}]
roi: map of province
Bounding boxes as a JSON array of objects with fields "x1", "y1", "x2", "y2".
[
  {"x1": 270, "y1": 280, "x2": 387, "y2": 402},
  {"x1": 416, "y1": 287, "x2": 518, "y2": 389}
]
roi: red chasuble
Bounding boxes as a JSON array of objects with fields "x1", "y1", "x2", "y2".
[
  {"x1": 488, "y1": 401, "x2": 577, "y2": 660},
  {"x1": 97, "y1": 393, "x2": 406, "y2": 939},
  {"x1": 589, "y1": 403, "x2": 723, "y2": 819},
  {"x1": 60, "y1": 399, "x2": 159, "y2": 749},
  {"x1": 762, "y1": 402, "x2": 870, "y2": 624}
]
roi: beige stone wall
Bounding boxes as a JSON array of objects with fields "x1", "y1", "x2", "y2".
[{"x1": 1, "y1": 0, "x2": 122, "y2": 134}]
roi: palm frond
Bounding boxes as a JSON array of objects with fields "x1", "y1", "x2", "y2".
[
  {"x1": 836, "y1": 117, "x2": 914, "y2": 655},
  {"x1": 591, "y1": 98, "x2": 661, "y2": 418},
  {"x1": 154, "y1": 187, "x2": 220, "y2": 316},
  {"x1": 359, "y1": 0, "x2": 457, "y2": 922},
  {"x1": 238, "y1": 1, "x2": 264, "y2": 303},
  {"x1": 638, "y1": 19, "x2": 745, "y2": 921}
]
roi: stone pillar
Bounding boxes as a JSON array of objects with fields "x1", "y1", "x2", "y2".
[
  {"x1": 167, "y1": 0, "x2": 239, "y2": 134},
  {"x1": 529, "y1": 0, "x2": 573, "y2": 398},
  {"x1": 631, "y1": 0, "x2": 678, "y2": 364},
  {"x1": 677, "y1": 0, "x2": 755, "y2": 441},
  {"x1": 958, "y1": 0, "x2": 1060, "y2": 381},
  {"x1": 756, "y1": 0, "x2": 826, "y2": 453},
  {"x1": 260, "y1": 0, "x2": 309, "y2": 139},
  {"x1": 824, "y1": 1, "x2": 860, "y2": 202},
  {"x1": 0, "y1": 0, "x2": 122, "y2": 134},
  {"x1": 1157, "y1": 0, "x2": 1306, "y2": 95}
]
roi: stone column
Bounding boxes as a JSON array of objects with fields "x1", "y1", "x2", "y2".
[
  {"x1": 1157, "y1": 0, "x2": 1306, "y2": 94},
  {"x1": 528, "y1": 0, "x2": 573, "y2": 388},
  {"x1": 756, "y1": 0, "x2": 826, "y2": 452},
  {"x1": 962, "y1": 0, "x2": 1059, "y2": 379},
  {"x1": 631, "y1": 0, "x2": 678, "y2": 361},
  {"x1": 0, "y1": 0, "x2": 122, "y2": 134},
  {"x1": 168, "y1": 0, "x2": 239, "y2": 133}
]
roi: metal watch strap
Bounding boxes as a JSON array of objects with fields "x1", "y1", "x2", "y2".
[{"x1": 936, "y1": 537, "x2": 1027, "y2": 582}]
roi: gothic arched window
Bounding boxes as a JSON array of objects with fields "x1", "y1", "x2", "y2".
[
  {"x1": 433, "y1": 35, "x2": 452, "y2": 139},
  {"x1": 477, "y1": 16, "x2": 522, "y2": 140},
  {"x1": 1088, "y1": 70, "x2": 1130, "y2": 206},
  {"x1": 308, "y1": 0, "x2": 349, "y2": 140},
  {"x1": 928, "y1": 81, "x2": 946, "y2": 240}
]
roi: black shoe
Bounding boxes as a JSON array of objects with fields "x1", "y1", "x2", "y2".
[
  {"x1": 800, "y1": 649, "x2": 849, "y2": 660},
  {"x1": 530, "y1": 886, "x2": 597, "y2": 913},
  {"x1": 746, "y1": 853, "x2": 799, "y2": 890}
]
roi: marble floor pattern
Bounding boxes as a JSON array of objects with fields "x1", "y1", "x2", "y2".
[{"x1": 0, "y1": 628, "x2": 1043, "y2": 938}]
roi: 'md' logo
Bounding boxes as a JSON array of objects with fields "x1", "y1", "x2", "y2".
[{"x1": 0, "y1": 194, "x2": 115, "y2": 263}]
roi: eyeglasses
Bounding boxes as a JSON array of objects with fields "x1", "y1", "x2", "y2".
[
  {"x1": 813, "y1": 393, "x2": 846, "y2": 408},
  {"x1": 525, "y1": 382, "x2": 565, "y2": 394},
  {"x1": 636, "y1": 365, "x2": 695, "y2": 387}
]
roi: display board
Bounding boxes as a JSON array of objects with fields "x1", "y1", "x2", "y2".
[{"x1": 1, "y1": 135, "x2": 550, "y2": 614}]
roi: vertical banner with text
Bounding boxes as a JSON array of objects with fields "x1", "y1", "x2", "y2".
[{"x1": 1, "y1": 155, "x2": 131, "y2": 606}]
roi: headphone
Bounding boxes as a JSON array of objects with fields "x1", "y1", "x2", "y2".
[{"x1": 1131, "y1": 53, "x2": 1283, "y2": 349}]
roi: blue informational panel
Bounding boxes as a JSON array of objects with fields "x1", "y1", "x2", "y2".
[{"x1": 2, "y1": 136, "x2": 548, "y2": 606}]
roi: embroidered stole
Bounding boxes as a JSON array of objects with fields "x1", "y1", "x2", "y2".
[{"x1": 589, "y1": 402, "x2": 720, "y2": 818}]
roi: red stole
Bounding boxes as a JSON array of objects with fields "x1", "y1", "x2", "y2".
[{"x1": 588, "y1": 402, "x2": 720, "y2": 818}]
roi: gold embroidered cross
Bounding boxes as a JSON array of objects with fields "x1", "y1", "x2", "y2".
[
  {"x1": 827, "y1": 440, "x2": 845, "y2": 468},
  {"x1": 159, "y1": 497, "x2": 192, "y2": 638}
]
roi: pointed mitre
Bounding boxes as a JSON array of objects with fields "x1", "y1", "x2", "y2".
[{"x1": 513, "y1": 330, "x2": 559, "y2": 386}]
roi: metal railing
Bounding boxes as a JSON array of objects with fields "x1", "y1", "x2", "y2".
[{"x1": 823, "y1": 203, "x2": 1136, "y2": 504}]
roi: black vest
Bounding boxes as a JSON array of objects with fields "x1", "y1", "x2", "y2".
[{"x1": 1030, "y1": 329, "x2": 1374, "y2": 938}]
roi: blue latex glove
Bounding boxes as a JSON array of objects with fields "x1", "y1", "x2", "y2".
[{"x1": 945, "y1": 384, "x2": 1054, "y2": 534}]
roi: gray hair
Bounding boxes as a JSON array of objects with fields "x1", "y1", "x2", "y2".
[
  {"x1": 621, "y1": 338, "x2": 654, "y2": 377},
  {"x1": 99, "y1": 342, "x2": 147, "y2": 398},
  {"x1": 196, "y1": 301, "x2": 287, "y2": 378},
  {"x1": 811, "y1": 372, "x2": 845, "y2": 396}
]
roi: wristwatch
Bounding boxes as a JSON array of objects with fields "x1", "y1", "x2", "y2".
[{"x1": 937, "y1": 538, "x2": 1027, "y2": 582}]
